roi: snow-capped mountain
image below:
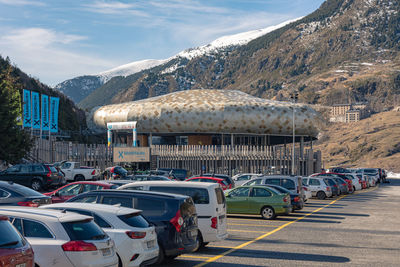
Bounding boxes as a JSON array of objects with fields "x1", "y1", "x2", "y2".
[{"x1": 55, "y1": 18, "x2": 299, "y2": 104}]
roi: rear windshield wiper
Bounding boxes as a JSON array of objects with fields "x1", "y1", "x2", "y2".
[
  {"x1": 91, "y1": 234, "x2": 106, "y2": 240},
  {"x1": 0, "y1": 241, "x2": 19, "y2": 247}
]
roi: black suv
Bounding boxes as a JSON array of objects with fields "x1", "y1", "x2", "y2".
[
  {"x1": 0, "y1": 164, "x2": 63, "y2": 191},
  {"x1": 67, "y1": 189, "x2": 199, "y2": 264}
]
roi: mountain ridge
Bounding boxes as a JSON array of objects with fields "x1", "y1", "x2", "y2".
[
  {"x1": 54, "y1": 18, "x2": 299, "y2": 105},
  {"x1": 76, "y1": 0, "x2": 400, "y2": 113}
]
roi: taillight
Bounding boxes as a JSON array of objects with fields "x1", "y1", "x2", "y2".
[
  {"x1": 283, "y1": 196, "x2": 288, "y2": 202},
  {"x1": 62, "y1": 240, "x2": 97, "y2": 251},
  {"x1": 326, "y1": 186, "x2": 331, "y2": 191},
  {"x1": 211, "y1": 217, "x2": 218, "y2": 229},
  {"x1": 91, "y1": 170, "x2": 95, "y2": 175},
  {"x1": 126, "y1": 231, "x2": 146, "y2": 239},
  {"x1": 45, "y1": 165, "x2": 52, "y2": 177},
  {"x1": 294, "y1": 196, "x2": 300, "y2": 202},
  {"x1": 18, "y1": 201, "x2": 39, "y2": 207},
  {"x1": 170, "y1": 210, "x2": 184, "y2": 232}
]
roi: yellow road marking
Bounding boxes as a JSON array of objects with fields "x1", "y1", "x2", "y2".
[
  {"x1": 207, "y1": 245, "x2": 235, "y2": 249},
  {"x1": 228, "y1": 223, "x2": 280, "y2": 227},
  {"x1": 194, "y1": 185, "x2": 380, "y2": 267},
  {"x1": 228, "y1": 229, "x2": 271, "y2": 233},
  {"x1": 179, "y1": 255, "x2": 211, "y2": 259}
]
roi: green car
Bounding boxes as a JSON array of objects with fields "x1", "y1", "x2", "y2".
[{"x1": 225, "y1": 185, "x2": 292, "y2": 219}]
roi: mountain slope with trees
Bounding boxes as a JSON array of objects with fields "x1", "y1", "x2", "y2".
[{"x1": 0, "y1": 56, "x2": 86, "y2": 144}]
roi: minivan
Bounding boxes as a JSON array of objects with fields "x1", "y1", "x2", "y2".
[
  {"x1": 242, "y1": 175, "x2": 304, "y2": 199},
  {"x1": 118, "y1": 181, "x2": 228, "y2": 249},
  {"x1": 67, "y1": 189, "x2": 198, "y2": 264}
]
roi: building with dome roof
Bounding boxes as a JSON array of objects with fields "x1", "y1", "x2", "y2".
[{"x1": 89, "y1": 89, "x2": 322, "y2": 176}]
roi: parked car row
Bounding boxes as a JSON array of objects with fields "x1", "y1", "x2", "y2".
[{"x1": 0, "y1": 164, "x2": 387, "y2": 266}]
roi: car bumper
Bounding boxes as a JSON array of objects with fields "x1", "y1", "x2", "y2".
[{"x1": 275, "y1": 205, "x2": 292, "y2": 215}]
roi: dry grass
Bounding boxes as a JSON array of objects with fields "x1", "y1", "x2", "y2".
[{"x1": 314, "y1": 110, "x2": 400, "y2": 172}]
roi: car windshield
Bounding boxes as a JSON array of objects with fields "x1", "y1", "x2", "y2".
[
  {"x1": 324, "y1": 179, "x2": 336, "y2": 186},
  {"x1": 150, "y1": 186, "x2": 210, "y2": 204},
  {"x1": 266, "y1": 185, "x2": 290, "y2": 194},
  {"x1": 118, "y1": 213, "x2": 149, "y2": 228},
  {"x1": 0, "y1": 220, "x2": 25, "y2": 248},
  {"x1": 62, "y1": 219, "x2": 107, "y2": 241},
  {"x1": 11, "y1": 184, "x2": 45, "y2": 197}
]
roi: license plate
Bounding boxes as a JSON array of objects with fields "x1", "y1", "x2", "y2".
[
  {"x1": 147, "y1": 240, "x2": 155, "y2": 249},
  {"x1": 16, "y1": 264, "x2": 26, "y2": 267},
  {"x1": 102, "y1": 248, "x2": 111, "y2": 257}
]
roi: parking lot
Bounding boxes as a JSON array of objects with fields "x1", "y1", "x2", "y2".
[{"x1": 164, "y1": 179, "x2": 399, "y2": 267}]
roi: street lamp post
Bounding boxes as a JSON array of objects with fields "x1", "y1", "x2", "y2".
[{"x1": 290, "y1": 92, "x2": 298, "y2": 175}]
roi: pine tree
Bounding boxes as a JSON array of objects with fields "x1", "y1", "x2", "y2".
[{"x1": 0, "y1": 65, "x2": 32, "y2": 164}]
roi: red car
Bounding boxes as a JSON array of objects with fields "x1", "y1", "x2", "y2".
[
  {"x1": 44, "y1": 181, "x2": 118, "y2": 203},
  {"x1": 185, "y1": 176, "x2": 230, "y2": 190},
  {"x1": 0, "y1": 216, "x2": 34, "y2": 267},
  {"x1": 311, "y1": 172, "x2": 353, "y2": 193}
]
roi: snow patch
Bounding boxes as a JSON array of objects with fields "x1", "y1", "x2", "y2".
[
  {"x1": 387, "y1": 172, "x2": 400, "y2": 178},
  {"x1": 97, "y1": 59, "x2": 169, "y2": 83},
  {"x1": 91, "y1": 18, "x2": 301, "y2": 83}
]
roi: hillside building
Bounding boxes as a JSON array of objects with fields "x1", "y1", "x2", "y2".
[{"x1": 330, "y1": 103, "x2": 367, "y2": 123}]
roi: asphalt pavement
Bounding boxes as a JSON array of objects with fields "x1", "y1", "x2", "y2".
[{"x1": 164, "y1": 178, "x2": 400, "y2": 266}]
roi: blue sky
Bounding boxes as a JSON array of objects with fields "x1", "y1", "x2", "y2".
[{"x1": 0, "y1": 0, "x2": 325, "y2": 86}]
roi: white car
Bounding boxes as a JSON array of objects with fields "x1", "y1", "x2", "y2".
[
  {"x1": 340, "y1": 173, "x2": 362, "y2": 191},
  {"x1": 118, "y1": 181, "x2": 228, "y2": 249},
  {"x1": 0, "y1": 206, "x2": 118, "y2": 267},
  {"x1": 42, "y1": 203, "x2": 159, "y2": 267},
  {"x1": 232, "y1": 173, "x2": 262, "y2": 186},
  {"x1": 302, "y1": 177, "x2": 333, "y2": 199},
  {"x1": 301, "y1": 184, "x2": 312, "y2": 201}
]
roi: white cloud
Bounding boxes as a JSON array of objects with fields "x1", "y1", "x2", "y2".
[
  {"x1": 83, "y1": 1, "x2": 148, "y2": 16},
  {"x1": 0, "y1": 27, "x2": 120, "y2": 86},
  {"x1": 0, "y1": 0, "x2": 45, "y2": 6}
]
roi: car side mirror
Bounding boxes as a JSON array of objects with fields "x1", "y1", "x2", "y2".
[
  {"x1": 226, "y1": 194, "x2": 231, "y2": 198},
  {"x1": 53, "y1": 191, "x2": 60, "y2": 197}
]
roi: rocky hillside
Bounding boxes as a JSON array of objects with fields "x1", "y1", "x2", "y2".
[
  {"x1": 76, "y1": 0, "x2": 399, "y2": 112},
  {"x1": 314, "y1": 110, "x2": 400, "y2": 172}
]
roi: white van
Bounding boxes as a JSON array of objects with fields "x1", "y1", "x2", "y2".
[{"x1": 118, "y1": 181, "x2": 228, "y2": 249}]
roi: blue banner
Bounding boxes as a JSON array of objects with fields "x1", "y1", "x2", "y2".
[
  {"x1": 31, "y1": 91, "x2": 40, "y2": 129},
  {"x1": 41, "y1": 94, "x2": 49, "y2": 131},
  {"x1": 50, "y1": 96, "x2": 59, "y2": 133},
  {"x1": 22, "y1": 89, "x2": 31, "y2": 128}
]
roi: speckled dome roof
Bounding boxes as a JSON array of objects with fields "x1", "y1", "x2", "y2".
[{"x1": 90, "y1": 89, "x2": 320, "y2": 137}]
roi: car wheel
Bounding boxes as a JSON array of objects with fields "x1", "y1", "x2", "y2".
[
  {"x1": 316, "y1": 191, "x2": 326, "y2": 200},
  {"x1": 31, "y1": 179, "x2": 42, "y2": 191},
  {"x1": 261, "y1": 206, "x2": 276, "y2": 220},
  {"x1": 155, "y1": 244, "x2": 165, "y2": 265},
  {"x1": 74, "y1": 175, "x2": 85, "y2": 181},
  {"x1": 117, "y1": 254, "x2": 122, "y2": 267},
  {"x1": 193, "y1": 231, "x2": 204, "y2": 252}
]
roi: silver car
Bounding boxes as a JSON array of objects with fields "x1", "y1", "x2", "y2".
[{"x1": 302, "y1": 177, "x2": 333, "y2": 199}]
